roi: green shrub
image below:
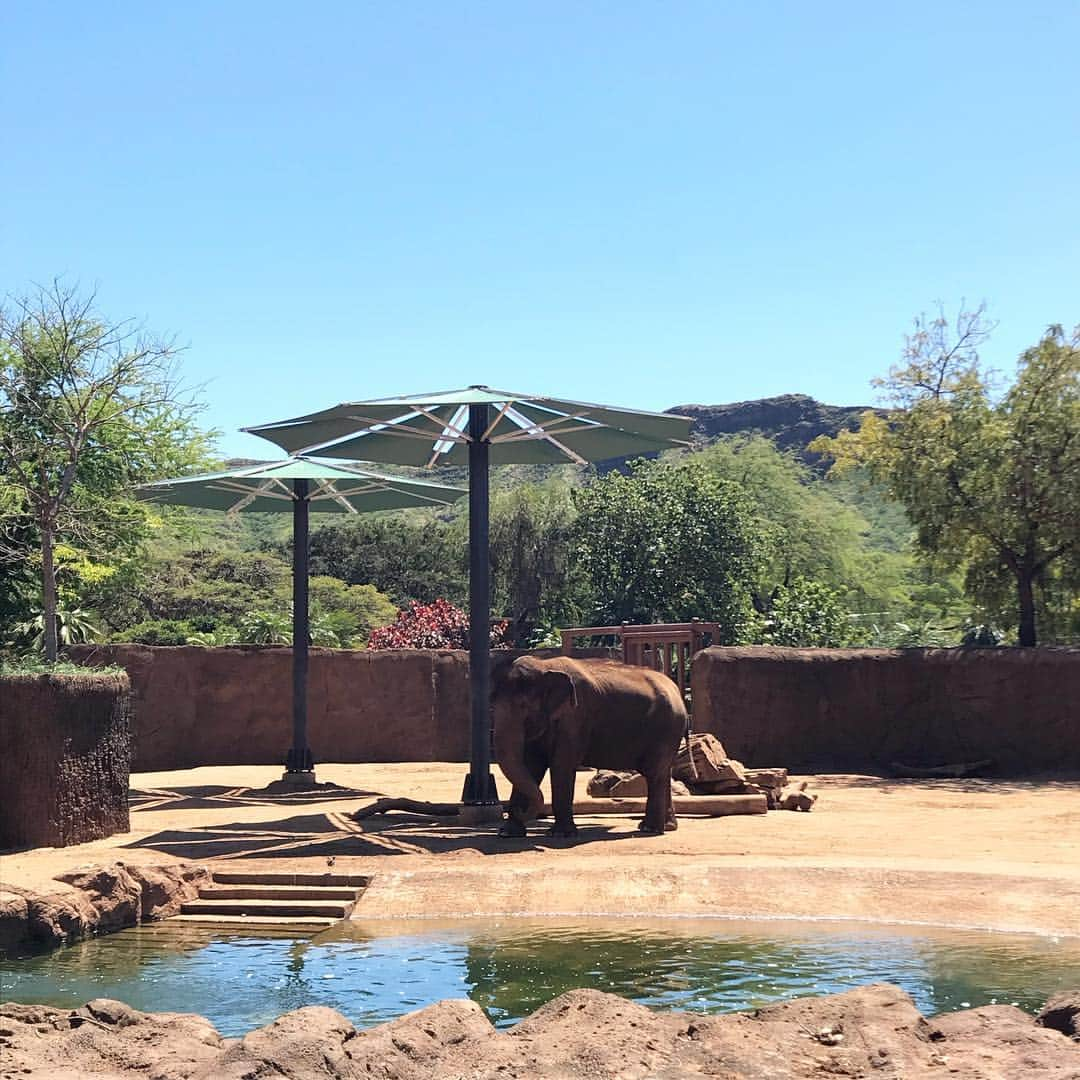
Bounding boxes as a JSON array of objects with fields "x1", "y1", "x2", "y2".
[{"x1": 112, "y1": 619, "x2": 193, "y2": 646}]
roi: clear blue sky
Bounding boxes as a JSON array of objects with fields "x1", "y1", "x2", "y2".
[{"x1": 3, "y1": 2, "x2": 1077, "y2": 456}]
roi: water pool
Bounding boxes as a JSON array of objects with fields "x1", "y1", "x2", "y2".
[{"x1": 2, "y1": 918, "x2": 1078, "y2": 1037}]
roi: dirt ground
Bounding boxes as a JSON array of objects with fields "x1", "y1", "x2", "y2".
[{"x1": 3, "y1": 763, "x2": 1080, "y2": 936}]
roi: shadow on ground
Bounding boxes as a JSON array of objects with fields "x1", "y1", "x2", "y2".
[
  {"x1": 129, "y1": 786, "x2": 383, "y2": 813},
  {"x1": 122, "y1": 806, "x2": 638, "y2": 861},
  {"x1": 817, "y1": 775, "x2": 1080, "y2": 796}
]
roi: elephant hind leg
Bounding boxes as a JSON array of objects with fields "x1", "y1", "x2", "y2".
[{"x1": 639, "y1": 759, "x2": 675, "y2": 836}]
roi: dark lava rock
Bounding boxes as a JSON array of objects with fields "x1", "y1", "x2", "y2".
[{"x1": 1038, "y1": 991, "x2": 1080, "y2": 1039}]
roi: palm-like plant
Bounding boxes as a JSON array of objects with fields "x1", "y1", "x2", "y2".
[{"x1": 12, "y1": 607, "x2": 102, "y2": 652}]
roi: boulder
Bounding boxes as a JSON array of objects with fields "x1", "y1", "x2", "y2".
[
  {"x1": 127, "y1": 864, "x2": 212, "y2": 920},
  {"x1": 778, "y1": 783, "x2": 818, "y2": 812},
  {"x1": 203, "y1": 1005, "x2": 359, "y2": 1079},
  {"x1": 0, "y1": 889, "x2": 30, "y2": 949},
  {"x1": 54, "y1": 864, "x2": 143, "y2": 934},
  {"x1": 586, "y1": 771, "x2": 689, "y2": 798},
  {"x1": 346, "y1": 998, "x2": 507, "y2": 1076},
  {"x1": 3, "y1": 985, "x2": 1080, "y2": 1078},
  {"x1": 0, "y1": 998, "x2": 223, "y2": 1080},
  {"x1": 672, "y1": 733, "x2": 733, "y2": 783},
  {"x1": 1037, "y1": 991, "x2": 1080, "y2": 1039},
  {"x1": 2, "y1": 861, "x2": 212, "y2": 951},
  {"x1": 743, "y1": 767, "x2": 788, "y2": 789}
]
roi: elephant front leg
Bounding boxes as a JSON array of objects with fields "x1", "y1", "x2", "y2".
[
  {"x1": 498, "y1": 744, "x2": 547, "y2": 839},
  {"x1": 547, "y1": 757, "x2": 578, "y2": 838}
]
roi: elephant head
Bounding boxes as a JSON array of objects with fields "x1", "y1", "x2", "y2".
[{"x1": 492, "y1": 656, "x2": 577, "y2": 827}]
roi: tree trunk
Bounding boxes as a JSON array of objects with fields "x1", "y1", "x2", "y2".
[
  {"x1": 41, "y1": 525, "x2": 59, "y2": 661},
  {"x1": 1016, "y1": 569, "x2": 1037, "y2": 647}
]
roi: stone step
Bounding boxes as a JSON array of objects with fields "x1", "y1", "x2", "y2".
[
  {"x1": 169, "y1": 914, "x2": 338, "y2": 928},
  {"x1": 199, "y1": 885, "x2": 360, "y2": 901},
  {"x1": 210, "y1": 871, "x2": 370, "y2": 888},
  {"x1": 180, "y1": 898, "x2": 352, "y2": 918}
]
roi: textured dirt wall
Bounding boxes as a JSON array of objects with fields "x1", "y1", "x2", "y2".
[
  {"x1": 68, "y1": 645, "x2": 527, "y2": 771},
  {"x1": 0, "y1": 673, "x2": 131, "y2": 849},
  {"x1": 691, "y1": 646, "x2": 1080, "y2": 774}
]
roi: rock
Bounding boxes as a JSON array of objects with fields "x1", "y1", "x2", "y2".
[
  {"x1": 0, "y1": 889, "x2": 30, "y2": 949},
  {"x1": 75, "y1": 998, "x2": 142, "y2": 1028},
  {"x1": 778, "y1": 783, "x2": 818, "y2": 811},
  {"x1": 743, "y1": 767, "x2": 788, "y2": 789},
  {"x1": 346, "y1": 998, "x2": 506, "y2": 1076},
  {"x1": 54, "y1": 864, "x2": 143, "y2": 934},
  {"x1": 685, "y1": 777, "x2": 747, "y2": 795},
  {"x1": 1037, "y1": 991, "x2": 1080, "y2": 1039},
  {"x1": 0, "y1": 998, "x2": 223, "y2": 1079},
  {"x1": 24, "y1": 885, "x2": 97, "y2": 945},
  {"x1": 2, "y1": 862, "x2": 212, "y2": 951},
  {"x1": 203, "y1": 1005, "x2": 359, "y2": 1079},
  {"x1": 587, "y1": 771, "x2": 689, "y2": 798},
  {"x1": 128, "y1": 864, "x2": 212, "y2": 920},
  {"x1": 4, "y1": 985, "x2": 1080, "y2": 1078},
  {"x1": 672, "y1": 733, "x2": 735, "y2": 784}
]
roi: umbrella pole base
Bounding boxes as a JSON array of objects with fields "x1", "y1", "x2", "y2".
[
  {"x1": 460, "y1": 771, "x2": 500, "y2": 805},
  {"x1": 277, "y1": 769, "x2": 318, "y2": 787}
]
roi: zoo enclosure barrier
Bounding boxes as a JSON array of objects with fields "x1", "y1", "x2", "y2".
[{"x1": 559, "y1": 620, "x2": 720, "y2": 713}]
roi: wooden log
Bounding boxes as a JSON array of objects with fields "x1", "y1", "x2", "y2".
[
  {"x1": 350, "y1": 797, "x2": 462, "y2": 820},
  {"x1": 544, "y1": 794, "x2": 767, "y2": 817}
]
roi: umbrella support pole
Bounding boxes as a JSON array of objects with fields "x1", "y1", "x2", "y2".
[
  {"x1": 462, "y1": 402, "x2": 501, "y2": 809},
  {"x1": 284, "y1": 479, "x2": 316, "y2": 784}
]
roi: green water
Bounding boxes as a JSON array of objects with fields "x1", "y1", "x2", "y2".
[{"x1": 2, "y1": 918, "x2": 1078, "y2": 1037}]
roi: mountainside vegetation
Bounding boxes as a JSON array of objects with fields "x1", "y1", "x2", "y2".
[{"x1": 3, "y1": 285, "x2": 1075, "y2": 654}]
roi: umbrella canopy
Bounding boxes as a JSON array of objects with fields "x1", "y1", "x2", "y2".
[
  {"x1": 138, "y1": 457, "x2": 465, "y2": 785},
  {"x1": 138, "y1": 456, "x2": 466, "y2": 514},
  {"x1": 244, "y1": 387, "x2": 693, "y2": 816},
  {"x1": 242, "y1": 386, "x2": 692, "y2": 466}
]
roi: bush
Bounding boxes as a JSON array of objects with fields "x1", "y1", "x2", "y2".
[
  {"x1": 112, "y1": 619, "x2": 192, "y2": 646},
  {"x1": 367, "y1": 599, "x2": 511, "y2": 650},
  {"x1": 762, "y1": 577, "x2": 857, "y2": 647}
]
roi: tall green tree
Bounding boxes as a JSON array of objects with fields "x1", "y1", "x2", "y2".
[
  {"x1": 0, "y1": 282, "x2": 213, "y2": 658},
  {"x1": 688, "y1": 435, "x2": 911, "y2": 617},
  {"x1": 572, "y1": 458, "x2": 769, "y2": 641},
  {"x1": 813, "y1": 309, "x2": 1079, "y2": 645},
  {"x1": 489, "y1": 480, "x2": 587, "y2": 643},
  {"x1": 304, "y1": 514, "x2": 467, "y2": 606}
]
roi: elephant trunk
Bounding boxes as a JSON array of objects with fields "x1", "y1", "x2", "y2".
[{"x1": 494, "y1": 713, "x2": 543, "y2": 820}]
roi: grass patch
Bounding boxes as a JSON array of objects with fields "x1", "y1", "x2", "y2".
[{"x1": 0, "y1": 654, "x2": 124, "y2": 676}]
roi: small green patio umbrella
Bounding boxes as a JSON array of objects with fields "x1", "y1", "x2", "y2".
[
  {"x1": 138, "y1": 457, "x2": 465, "y2": 785},
  {"x1": 243, "y1": 387, "x2": 693, "y2": 811}
]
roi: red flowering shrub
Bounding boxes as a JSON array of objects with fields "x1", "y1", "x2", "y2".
[{"x1": 367, "y1": 599, "x2": 511, "y2": 650}]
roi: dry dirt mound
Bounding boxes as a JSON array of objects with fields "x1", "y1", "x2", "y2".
[{"x1": 2, "y1": 983, "x2": 1079, "y2": 1079}]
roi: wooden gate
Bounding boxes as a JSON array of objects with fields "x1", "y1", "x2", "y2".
[{"x1": 559, "y1": 620, "x2": 719, "y2": 710}]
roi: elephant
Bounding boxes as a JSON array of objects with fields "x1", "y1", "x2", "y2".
[{"x1": 492, "y1": 655, "x2": 688, "y2": 838}]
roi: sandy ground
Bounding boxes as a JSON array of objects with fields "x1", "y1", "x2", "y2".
[{"x1": 3, "y1": 764, "x2": 1080, "y2": 936}]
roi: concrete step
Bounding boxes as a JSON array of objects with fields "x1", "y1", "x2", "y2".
[
  {"x1": 169, "y1": 914, "x2": 338, "y2": 928},
  {"x1": 199, "y1": 885, "x2": 360, "y2": 901},
  {"x1": 180, "y1": 898, "x2": 352, "y2": 918},
  {"x1": 211, "y1": 871, "x2": 370, "y2": 888}
]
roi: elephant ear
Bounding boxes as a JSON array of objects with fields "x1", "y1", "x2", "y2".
[{"x1": 541, "y1": 670, "x2": 576, "y2": 712}]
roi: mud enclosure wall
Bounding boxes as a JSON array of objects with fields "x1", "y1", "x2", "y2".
[
  {"x1": 691, "y1": 646, "x2": 1080, "y2": 773},
  {"x1": 0, "y1": 673, "x2": 131, "y2": 849},
  {"x1": 68, "y1": 644, "x2": 524, "y2": 771}
]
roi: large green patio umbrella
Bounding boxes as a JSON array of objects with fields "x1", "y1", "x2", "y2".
[
  {"x1": 243, "y1": 387, "x2": 693, "y2": 812},
  {"x1": 138, "y1": 457, "x2": 465, "y2": 785}
]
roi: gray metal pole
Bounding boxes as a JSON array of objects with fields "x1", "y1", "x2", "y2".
[
  {"x1": 286, "y1": 477, "x2": 313, "y2": 775},
  {"x1": 463, "y1": 402, "x2": 499, "y2": 805}
]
